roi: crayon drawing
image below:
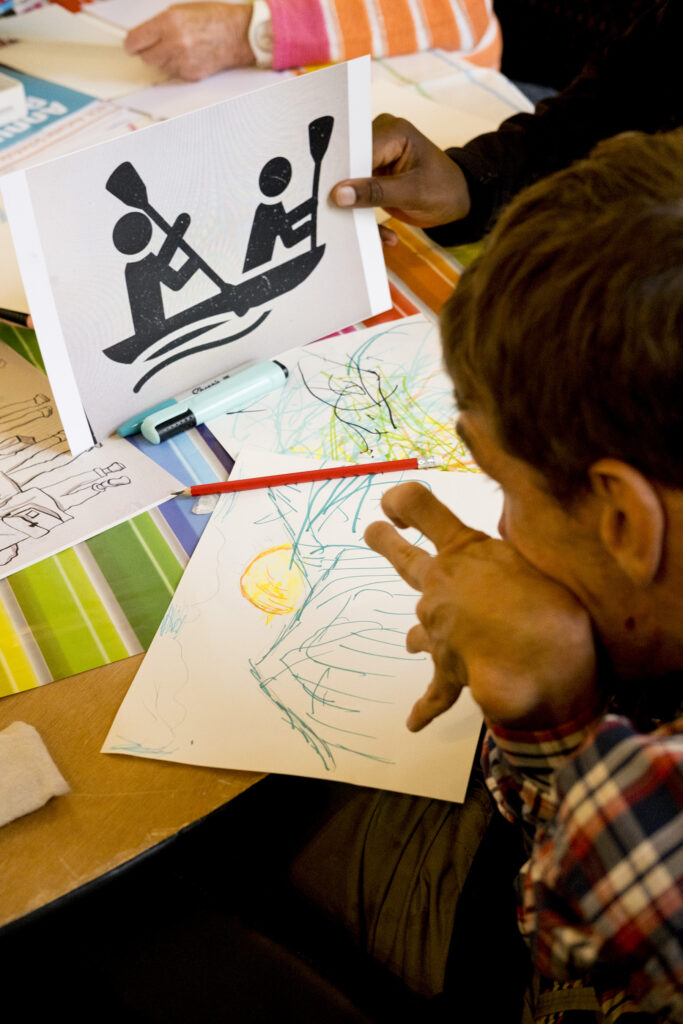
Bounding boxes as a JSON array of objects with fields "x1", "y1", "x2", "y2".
[
  {"x1": 104, "y1": 450, "x2": 503, "y2": 801},
  {"x1": 208, "y1": 316, "x2": 474, "y2": 471},
  {"x1": 240, "y1": 544, "x2": 305, "y2": 619}
]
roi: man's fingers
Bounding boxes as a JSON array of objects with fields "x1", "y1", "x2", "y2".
[
  {"x1": 331, "y1": 172, "x2": 436, "y2": 223},
  {"x1": 331, "y1": 114, "x2": 425, "y2": 209},
  {"x1": 364, "y1": 520, "x2": 432, "y2": 590},
  {"x1": 124, "y1": 18, "x2": 161, "y2": 55},
  {"x1": 380, "y1": 482, "x2": 486, "y2": 551},
  {"x1": 331, "y1": 177, "x2": 393, "y2": 210},
  {"x1": 379, "y1": 224, "x2": 398, "y2": 246},
  {"x1": 134, "y1": 40, "x2": 176, "y2": 71},
  {"x1": 406, "y1": 672, "x2": 465, "y2": 732},
  {"x1": 406, "y1": 622, "x2": 430, "y2": 654}
]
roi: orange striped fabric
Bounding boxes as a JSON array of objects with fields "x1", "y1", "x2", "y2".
[
  {"x1": 270, "y1": 0, "x2": 500, "y2": 70},
  {"x1": 376, "y1": 0, "x2": 420, "y2": 58},
  {"x1": 463, "y1": 0, "x2": 491, "y2": 42},
  {"x1": 464, "y1": 26, "x2": 503, "y2": 67},
  {"x1": 420, "y1": 0, "x2": 463, "y2": 51},
  {"x1": 330, "y1": 0, "x2": 374, "y2": 60}
]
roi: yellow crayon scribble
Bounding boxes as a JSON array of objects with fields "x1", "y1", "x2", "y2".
[{"x1": 240, "y1": 544, "x2": 304, "y2": 620}]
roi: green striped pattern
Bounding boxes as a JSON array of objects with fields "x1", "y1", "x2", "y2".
[
  {"x1": 0, "y1": 322, "x2": 45, "y2": 370},
  {"x1": 0, "y1": 584, "x2": 44, "y2": 696},
  {"x1": 86, "y1": 513, "x2": 185, "y2": 650},
  {"x1": 0, "y1": 509, "x2": 186, "y2": 695}
]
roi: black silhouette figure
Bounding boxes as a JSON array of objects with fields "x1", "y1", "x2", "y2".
[
  {"x1": 243, "y1": 157, "x2": 315, "y2": 272},
  {"x1": 112, "y1": 210, "x2": 204, "y2": 340},
  {"x1": 103, "y1": 116, "x2": 334, "y2": 389}
]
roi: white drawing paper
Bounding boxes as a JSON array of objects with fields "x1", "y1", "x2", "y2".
[
  {"x1": 103, "y1": 449, "x2": 503, "y2": 802},
  {"x1": 0, "y1": 42, "x2": 165, "y2": 99},
  {"x1": 371, "y1": 77, "x2": 502, "y2": 150},
  {"x1": 207, "y1": 316, "x2": 473, "y2": 471},
  {"x1": 0, "y1": 340, "x2": 181, "y2": 579},
  {"x1": 0, "y1": 6, "x2": 124, "y2": 45},
  {"x1": 120, "y1": 68, "x2": 292, "y2": 122},
  {"x1": 1, "y1": 58, "x2": 390, "y2": 454}
]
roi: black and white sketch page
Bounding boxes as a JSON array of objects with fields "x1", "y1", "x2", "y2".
[{"x1": 0, "y1": 340, "x2": 181, "y2": 579}]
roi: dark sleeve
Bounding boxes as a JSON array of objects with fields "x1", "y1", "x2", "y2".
[{"x1": 427, "y1": 0, "x2": 682, "y2": 246}]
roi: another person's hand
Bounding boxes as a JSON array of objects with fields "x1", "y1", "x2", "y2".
[
  {"x1": 331, "y1": 114, "x2": 471, "y2": 238},
  {"x1": 125, "y1": 3, "x2": 254, "y2": 82},
  {"x1": 365, "y1": 482, "x2": 599, "y2": 733}
]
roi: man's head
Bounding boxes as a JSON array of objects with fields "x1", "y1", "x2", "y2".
[{"x1": 441, "y1": 129, "x2": 683, "y2": 675}]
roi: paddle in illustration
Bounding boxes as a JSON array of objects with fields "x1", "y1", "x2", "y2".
[{"x1": 104, "y1": 116, "x2": 334, "y2": 393}]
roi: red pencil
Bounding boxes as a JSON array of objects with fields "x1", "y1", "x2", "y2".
[{"x1": 174, "y1": 456, "x2": 441, "y2": 497}]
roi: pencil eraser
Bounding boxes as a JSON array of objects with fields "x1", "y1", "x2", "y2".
[{"x1": 0, "y1": 72, "x2": 27, "y2": 129}]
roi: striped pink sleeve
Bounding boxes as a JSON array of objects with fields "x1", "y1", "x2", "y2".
[
  {"x1": 267, "y1": 0, "x2": 501, "y2": 71},
  {"x1": 268, "y1": 0, "x2": 333, "y2": 70}
]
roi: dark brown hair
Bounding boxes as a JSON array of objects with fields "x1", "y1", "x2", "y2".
[{"x1": 441, "y1": 129, "x2": 683, "y2": 502}]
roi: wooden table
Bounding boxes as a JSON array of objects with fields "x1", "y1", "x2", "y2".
[{"x1": 0, "y1": 655, "x2": 263, "y2": 928}]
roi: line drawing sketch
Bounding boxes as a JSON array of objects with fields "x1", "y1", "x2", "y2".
[
  {"x1": 104, "y1": 116, "x2": 334, "y2": 392},
  {"x1": 0, "y1": 341, "x2": 181, "y2": 579},
  {"x1": 0, "y1": 393, "x2": 131, "y2": 566},
  {"x1": 104, "y1": 451, "x2": 500, "y2": 801},
  {"x1": 208, "y1": 317, "x2": 475, "y2": 471}
]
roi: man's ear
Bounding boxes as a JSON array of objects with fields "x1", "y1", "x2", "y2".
[{"x1": 588, "y1": 459, "x2": 665, "y2": 586}]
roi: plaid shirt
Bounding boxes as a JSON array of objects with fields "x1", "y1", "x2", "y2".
[{"x1": 483, "y1": 708, "x2": 683, "y2": 1022}]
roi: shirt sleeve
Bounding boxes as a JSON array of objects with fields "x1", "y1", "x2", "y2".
[
  {"x1": 483, "y1": 713, "x2": 683, "y2": 1019},
  {"x1": 426, "y1": 0, "x2": 682, "y2": 246},
  {"x1": 267, "y1": 0, "x2": 500, "y2": 71}
]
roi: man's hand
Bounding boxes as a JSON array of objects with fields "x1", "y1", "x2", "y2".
[
  {"x1": 331, "y1": 114, "x2": 471, "y2": 233},
  {"x1": 364, "y1": 483, "x2": 599, "y2": 733},
  {"x1": 125, "y1": 3, "x2": 254, "y2": 82}
]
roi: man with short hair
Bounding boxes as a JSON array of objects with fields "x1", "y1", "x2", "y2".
[{"x1": 364, "y1": 128, "x2": 683, "y2": 1021}]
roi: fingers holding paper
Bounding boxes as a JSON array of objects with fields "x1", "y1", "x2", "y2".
[
  {"x1": 331, "y1": 114, "x2": 471, "y2": 229},
  {"x1": 125, "y1": 3, "x2": 254, "y2": 81},
  {"x1": 365, "y1": 483, "x2": 599, "y2": 734}
]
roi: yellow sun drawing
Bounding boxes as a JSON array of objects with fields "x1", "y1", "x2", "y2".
[{"x1": 240, "y1": 544, "x2": 304, "y2": 620}]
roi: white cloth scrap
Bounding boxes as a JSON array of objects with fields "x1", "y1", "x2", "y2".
[{"x1": 0, "y1": 721, "x2": 69, "y2": 828}]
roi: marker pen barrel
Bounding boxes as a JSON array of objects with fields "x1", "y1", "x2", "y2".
[
  {"x1": 117, "y1": 369, "x2": 234, "y2": 437},
  {"x1": 140, "y1": 360, "x2": 288, "y2": 444}
]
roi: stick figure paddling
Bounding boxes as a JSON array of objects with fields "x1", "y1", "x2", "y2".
[{"x1": 103, "y1": 116, "x2": 334, "y2": 380}]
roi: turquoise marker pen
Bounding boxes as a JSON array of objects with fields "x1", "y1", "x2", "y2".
[
  {"x1": 117, "y1": 369, "x2": 234, "y2": 437},
  {"x1": 139, "y1": 360, "x2": 289, "y2": 444}
]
